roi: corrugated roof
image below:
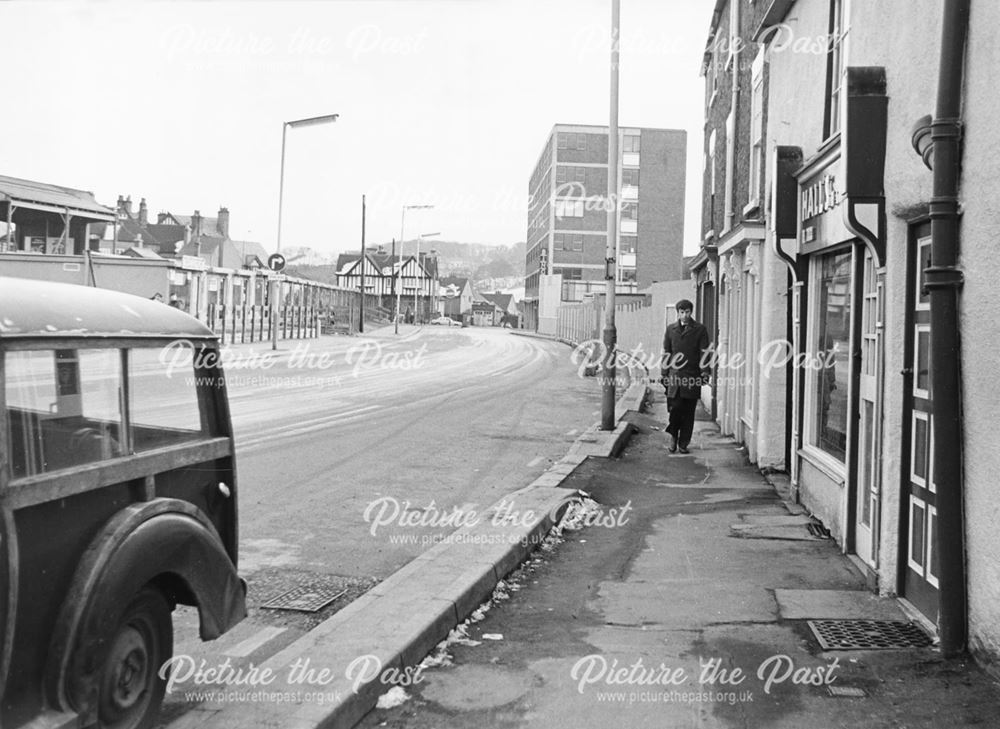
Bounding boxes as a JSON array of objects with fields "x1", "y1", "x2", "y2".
[{"x1": 0, "y1": 174, "x2": 116, "y2": 220}]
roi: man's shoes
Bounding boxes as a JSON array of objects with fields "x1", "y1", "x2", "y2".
[
  {"x1": 668, "y1": 431, "x2": 678, "y2": 453},
  {"x1": 678, "y1": 446, "x2": 690, "y2": 454}
]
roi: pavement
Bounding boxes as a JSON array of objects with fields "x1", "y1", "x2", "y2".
[
  {"x1": 161, "y1": 350, "x2": 1000, "y2": 729},
  {"x1": 161, "y1": 349, "x2": 646, "y2": 729},
  {"x1": 354, "y1": 388, "x2": 1000, "y2": 729}
]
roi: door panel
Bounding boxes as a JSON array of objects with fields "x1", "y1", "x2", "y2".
[{"x1": 902, "y1": 232, "x2": 937, "y2": 620}]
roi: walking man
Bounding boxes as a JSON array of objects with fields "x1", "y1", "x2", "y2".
[{"x1": 661, "y1": 299, "x2": 711, "y2": 454}]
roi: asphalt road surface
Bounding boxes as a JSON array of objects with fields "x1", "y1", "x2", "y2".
[{"x1": 159, "y1": 325, "x2": 603, "y2": 725}]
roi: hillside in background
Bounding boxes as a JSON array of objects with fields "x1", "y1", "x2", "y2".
[{"x1": 285, "y1": 240, "x2": 526, "y2": 295}]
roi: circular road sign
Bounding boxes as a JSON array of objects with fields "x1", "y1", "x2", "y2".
[{"x1": 268, "y1": 253, "x2": 286, "y2": 272}]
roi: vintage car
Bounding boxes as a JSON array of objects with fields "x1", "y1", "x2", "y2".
[{"x1": 0, "y1": 277, "x2": 246, "y2": 729}]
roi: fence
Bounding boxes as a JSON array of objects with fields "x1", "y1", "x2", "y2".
[{"x1": 553, "y1": 280, "x2": 697, "y2": 371}]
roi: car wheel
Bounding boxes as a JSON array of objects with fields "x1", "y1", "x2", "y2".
[{"x1": 95, "y1": 588, "x2": 173, "y2": 729}]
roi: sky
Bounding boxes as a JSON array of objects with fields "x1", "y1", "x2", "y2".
[{"x1": 2, "y1": 0, "x2": 714, "y2": 257}]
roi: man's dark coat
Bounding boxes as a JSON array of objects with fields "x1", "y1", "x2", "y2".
[{"x1": 661, "y1": 318, "x2": 711, "y2": 400}]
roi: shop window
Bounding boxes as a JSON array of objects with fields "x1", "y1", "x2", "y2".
[{"x1": 810, "y1": 250, "x2": 852, "y2": 461}]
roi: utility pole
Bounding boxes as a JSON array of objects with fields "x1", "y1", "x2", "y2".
[
  {"x1": 359, "y1": 194, "x2": 366, "y2": 333},
  {"x1": 391, "y1": 238, "x2": 399, "y2": 335},
  {"x1": 601, "y1": 0, "x2": 621, "y2": 431}
]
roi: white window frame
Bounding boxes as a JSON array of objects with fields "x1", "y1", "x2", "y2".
[
  {"x1": 748, "y1": 47, "x2": 766, "y2": 208},
  {"x1": 801, "y1": 248, "x2": 854, "y2": 476}
]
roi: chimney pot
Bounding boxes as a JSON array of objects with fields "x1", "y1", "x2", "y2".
[{"x1": 217, "y1": 206, "x2": 230, "y2": 239}]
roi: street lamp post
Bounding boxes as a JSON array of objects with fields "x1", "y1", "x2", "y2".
[
  {"x1": 273, "y1": 112, "x2": 339, "y2": 350},
  {"x1": 601, "y1": 0, "x2": 620, "y2": 430},
  {"x1": 394, "y1": 204, "x2": 434, "y2": 334},
  {"x1": 414, "y1": 232, "x2": 440, "y2": 322}
]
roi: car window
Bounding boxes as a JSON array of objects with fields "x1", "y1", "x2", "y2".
[
  {"x1": 5, "y1": 349, "x2": 124, "y2": 479},
  {"x1": 129, "y1": 345, "x2": 209, "y2": 450}
]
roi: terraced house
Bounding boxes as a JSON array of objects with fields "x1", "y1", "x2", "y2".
[{"x1": 694, "y1": 0, "x2": 1000, "y2": 665}]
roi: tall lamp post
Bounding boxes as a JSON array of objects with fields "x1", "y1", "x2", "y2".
[
  {"x1": 414, "y1": 232, "x2": 440, "y2": 322},
  {"x1": 601, "y1": 0, "x2": 620, "y2": 430},
  {"x1": 272, "y1": 112, "x2": 339, "y2": 350},
  {"x1": 394, "y1": 204, "x2": 434, "y2": 334}
]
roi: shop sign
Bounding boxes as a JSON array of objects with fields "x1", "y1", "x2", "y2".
[
  {"x1": 799, "y1": 166, "x2": 850, "y2": 253},
  {"x1": 801, "y1": 173, "x2": 840, "y2": 222},
  {"x1": 181, "y1": 254, "x2": 207, "y2": 271}
]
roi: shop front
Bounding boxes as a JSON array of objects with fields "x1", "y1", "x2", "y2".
[{"x1": 785, "y1": 67, "x2": 889, "y2": 579}]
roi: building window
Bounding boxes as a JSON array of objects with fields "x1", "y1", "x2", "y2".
[
  {"x1": 558, "y1": 132, "x2": 587, "y2": 151},
  {"x1": 724, "y1": 110, "x2": 735, "y2": 230},
  {"x1": 748, "y1": 48, "x2": 765, "y2": 206},
  {"x1": 621, "y1": 202, "x2": 638, "y2": 220},
  {"x1": 705, "y1": 32, "x2": 721, "y2": 109},
  {"x1": 558, "y1": 267, "x2": 582, "y2": 280},
  {"x1": 620, "y1": 268, "x2": 637, "y2": 283},
  {"x1": 623, "y1": 135, "x2": 640, "y2": 153},
  {"x1": 620, "y1": 235, "x2": 637, "y2": 254},
  {"x1": 810, "y1": 250, "x2": 852, "y2": 461},
  {"x1": 554, "y1": 200, "x2": 584, "y2": 219},
  {"x1": 824, "y1": 0, "x2": 847, "y2": 139},
  {"x1": 556, "y1": 165, "x2": 587, "y2": 189},
  {"x1": 622, "y1": 168, "x2": 639, "y2": 187}
]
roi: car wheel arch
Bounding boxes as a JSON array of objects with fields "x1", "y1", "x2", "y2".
[{"x1": 44, "y1": 498, "x2": 246, "y2": 721}]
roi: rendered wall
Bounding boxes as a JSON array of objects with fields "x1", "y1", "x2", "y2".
[{"x1": 955, "y1": 0, "x2": 1000, "y2": 670}]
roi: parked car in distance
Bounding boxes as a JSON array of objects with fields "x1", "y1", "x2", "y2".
[
  {"x1": 429, "y1": 316, "x2": 462, "y2": 327},
  {"x1": 0, "y1": 277, "x2": 246, "y2": 729}
]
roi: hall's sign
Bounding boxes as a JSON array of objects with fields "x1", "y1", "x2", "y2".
[{"x1": 801, "y1": 173, "x2": 840, "y2": 222}]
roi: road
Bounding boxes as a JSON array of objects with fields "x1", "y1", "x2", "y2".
[{"x1": 160, "y1": 325, "x2": 601, "y2": 725}]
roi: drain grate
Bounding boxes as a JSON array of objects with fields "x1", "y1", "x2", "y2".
[
  {"x1": 808, "y1": 619, "x2": 932, "y2": 650},
  {"x1": 261, "y1": 585, "x2": 347, "y2": 613},
  {"x1": 807, "y1": 522, "x2": 831, "y2": 539}
]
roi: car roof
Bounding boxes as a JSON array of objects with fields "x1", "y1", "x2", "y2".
[{"x1": 0, "y1": 276, "x2": 216, "y2": 341}]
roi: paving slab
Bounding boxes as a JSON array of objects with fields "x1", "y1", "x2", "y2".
[{"x1": 774, "y1": 589, "x2": 909, "y2": 621}]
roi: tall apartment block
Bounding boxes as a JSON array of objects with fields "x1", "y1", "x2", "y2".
[{"x1": 523, "y1": 124, "x2": 686, "y2": 331}]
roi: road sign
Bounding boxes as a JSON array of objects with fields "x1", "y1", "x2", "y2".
[{"x1": 268, "y1": 253, "x2": 286, "y2": 272}]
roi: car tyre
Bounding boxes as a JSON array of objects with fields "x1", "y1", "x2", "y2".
[{"x1": 94, "y1": 587, "x2": 173, "y2": 729}]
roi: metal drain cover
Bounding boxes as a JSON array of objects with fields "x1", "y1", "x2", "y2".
[
  {"x1": 807, "y1": 522, "x2": 831, "y2": 539},
  {"x1": 808, "y1": 619, "x2": 932, "y2": 650},
  {"x1": 261, "y1": 585, "x2": 347, "y2": 613}
]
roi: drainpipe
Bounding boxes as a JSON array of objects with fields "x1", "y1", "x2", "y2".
[{"x1": 926, "y1": 0, "x2": 970, "y2": 658}]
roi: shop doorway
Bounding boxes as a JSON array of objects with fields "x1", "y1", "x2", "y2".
[
  {"x1": 900, "y1": 226, "x2": 937, "y2": 621},
  {"x1": 852, "y1": 248, "x2": 882, "y2": 567}
]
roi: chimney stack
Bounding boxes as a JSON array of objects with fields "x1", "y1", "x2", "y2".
[
  {"x1": 217, "y1": 206, "x2": 230, "y2": 239},
  {"x1": 191, "y1": 210, "x2": 202, "y2": 237},
  {"x1": 125, "y1": 196, "x2": 132, "y2": 215},
  {"x1": 138, "y1": 198, "x2": 148, "y2": 226}
]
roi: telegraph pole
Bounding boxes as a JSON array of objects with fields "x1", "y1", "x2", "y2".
[{"x1": 359, "y1": 195, "x2": 366, "y2": 333}]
